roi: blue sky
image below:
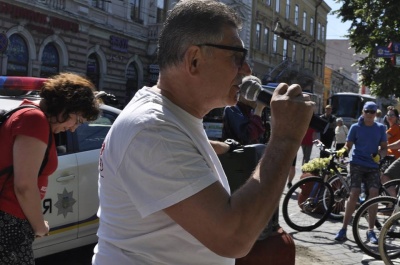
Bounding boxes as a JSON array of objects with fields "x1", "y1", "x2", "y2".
[{"x1": 325, "y1": 0, "x2": 351, "y2": 39}]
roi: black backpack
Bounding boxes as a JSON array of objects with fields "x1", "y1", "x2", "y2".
[{"x1": 0, "y1": 105, "x2": 52, "y2": 183}]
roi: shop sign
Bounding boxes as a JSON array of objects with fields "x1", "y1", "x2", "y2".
[
  {"x1": 375, "y1": 46, "x2": 392, "y2": 58},
  {"x1": 148, "y1": 64, "x2": 159, "y2": 74},
  {"x1": 392, "y1": 54, "x2": 400, "y2": 67},
  {"x1": 109, "y1": 36, "x2": 128, "y2": 53},
  {"x1": 388, "y1": 42, "x2": 400, "y2": 54},
  {"x1": 0, "y1": 1, "x2": 79, "y2": 32}
]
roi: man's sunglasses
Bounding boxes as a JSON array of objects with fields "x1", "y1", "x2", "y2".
[
  {"x1": 364, "y1": 109, "x2": 376, "y2": 114},
  {"x1": 197, "y1": 43, "x2": 248, "y2": 67}
]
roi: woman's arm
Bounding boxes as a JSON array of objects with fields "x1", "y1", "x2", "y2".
[{"x1": 13, "y1": 134, "x2": 49, "y2": 237}]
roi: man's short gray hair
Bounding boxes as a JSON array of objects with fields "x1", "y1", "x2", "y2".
[{"x1": 157, "y1": 0, "x2": 242, "y2": 70}]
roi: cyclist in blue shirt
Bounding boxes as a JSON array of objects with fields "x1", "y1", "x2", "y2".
[{"x1": 334, "y1": 101, "x2": 387, "y2": 243}]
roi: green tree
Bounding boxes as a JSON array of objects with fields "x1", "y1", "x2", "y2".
[{"x1": 333, "y1": 0, "x2": 400, "y2": 97}]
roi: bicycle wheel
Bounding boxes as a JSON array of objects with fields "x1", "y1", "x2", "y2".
[
  {"x1": 379, "y1": 211, "x2": 400, "y2": 265},
  {"x1": 381, "y1": 179, "x2": 400, "y2": 197},
  {"x1": 323, "y1": 173, "x2": 349, "y2": 220},
  {"x1": 282, "y1": 176, "x2": 334, "y2": 231},
  {"x1": 352, "y1": 196, "x2": 398, "y2": 259}
]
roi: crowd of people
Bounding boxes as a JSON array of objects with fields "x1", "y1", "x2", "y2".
[
  {"x1": 221, "y1": 81, "x2": 400, "y2": 247},
  {"x1": 3, "y1": 0, "x2": 400, "y2": 264}
]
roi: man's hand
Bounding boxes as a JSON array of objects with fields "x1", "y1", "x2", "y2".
[
  {"x1": 269, "y1": 83, "x2": 315, "y2": 144},
  {"x1": 336, "y1": 147, "x2": 348, "y2": 157},
  {"x1": 372, "y1": 153, "x2": 381, "y2": 164}
]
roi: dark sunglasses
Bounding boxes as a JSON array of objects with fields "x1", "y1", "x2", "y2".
[
  {"x1": 364, "y1": 109, "x2": 376, "y2": 114},
  {"x1": 197, "y1": 43, "x2": 248, "y2": 67}
]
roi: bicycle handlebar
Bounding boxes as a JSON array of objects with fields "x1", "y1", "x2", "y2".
[
  {"x1": 312, "y1": 139, "x2": 339, "y2": 156},
  {"x1": 312, "y1": 139, "x2": 394, "y2": 171}
]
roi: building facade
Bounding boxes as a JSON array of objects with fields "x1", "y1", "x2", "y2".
[
  {"x1": 323, "y1": 66, "x2": 359, "y2": 106},
  {"x1": 324, "y1": 39, "x2": 398, "y2": 112},
  {"x1": 0, "y1": 0, "x2": 176, "y2": 106},
  {"x1": 250, "y1": 0, "x2": 330, "y2": 113},
  {"x1": 0, "y1": 0, "x2": 329, "y2": 110}
]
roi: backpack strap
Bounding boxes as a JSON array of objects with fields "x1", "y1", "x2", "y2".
[
  {"x1": 0, "y1": 105, "x2": 52, "y2": 178},
  {"x1": 0, "y1": 105, "x2": 40, "y2": 123}
]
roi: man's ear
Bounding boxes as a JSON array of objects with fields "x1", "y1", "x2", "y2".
[{"x1": 184, "y1": 46, "x2": 201, "y2": 74}]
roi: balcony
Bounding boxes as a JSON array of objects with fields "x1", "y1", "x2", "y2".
[{"x1": 36, "y1": 0, "x2": 66, "y2": 10}]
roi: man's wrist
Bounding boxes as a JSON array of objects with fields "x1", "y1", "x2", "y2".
[{"x1": 224, "y1": 139, "x2": 241, "y2": 152}]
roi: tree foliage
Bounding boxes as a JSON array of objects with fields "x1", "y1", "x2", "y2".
[{"x1": 333, "y1": 0, "x2": 400, "y2": 97}]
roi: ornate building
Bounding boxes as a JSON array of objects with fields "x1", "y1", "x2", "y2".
[
  {"x1": 249, "y1": 0, "x2": 330, "y2": 113},
  {"x1": 0, "y1": 0, "x2": 330, "y2": 110},
  {"x1": 0, "y1": 0, "x2": 173, "y2": 106}
]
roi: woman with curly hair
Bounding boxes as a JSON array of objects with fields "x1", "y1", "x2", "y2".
[
  {"x1": 385, "y1": 106, "x2": 400, "y2": 159},
  {"x1": 0, "y1": 73, "x2": 100, "y2": 264}
]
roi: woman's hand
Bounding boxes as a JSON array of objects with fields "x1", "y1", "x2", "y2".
[{"x1": 35, "y1": 220, "x2": 50, "y2": 238}]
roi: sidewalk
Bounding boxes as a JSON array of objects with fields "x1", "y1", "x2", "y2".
[{"x1": 279, "y1": 147, "x2": 400, "y2": 265}]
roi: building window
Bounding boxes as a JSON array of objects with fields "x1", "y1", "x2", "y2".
[
  {"x1": 317, "y1": 23, "x2": 321, "y2": 40},
  {"x1": 87, "y1": 53, "x2": 100, "y2": 90},
  {"x1": 292, "y1": 44, "x2": 296, "y2": 62},
  {"x1": 322, "y1": 25, "x2": 325, "y2": 43},
  {"x1": 6, "y1": 34, "x2": 29, "y2": 76},
  {"x1": 156, "y1": 0, "x2": 167, "y2": 23},
  {"x1": 320, "y1": 58, "x2": 324, "y2": 77},
  {"x1": 310, "y1": 17, "x2": 314, "y2": 36},
  {"x1": 303, "y1": 11, "x2": 307, "y2": 31},
  {"x1": 294, "y1": 5, "x2": 299, "y2": 26},
  {"x1": 91, "y1": 0, "x2": 106, "y2": 10},
  {"x1": 130, "y1": 0, "x2": 143, "y2": 23},
  {"x1": 301, "y1": 47, "x2": 306, "y2": 68},
  {"x1": 283, "y1": 39, "x2": 288, "y2": 60},
  {"x1": 285, "y1": 0, "x2": 291, "y2": 20},
  {"x1": 263, "y1": 27, "x2": 270, "y2": 53},
  {"x1": 40, "y1": 43, "x2": 59, "y2": 78},
  {"x1": 275, "y1": 0, "x2": 280, "y2": 13},
  {"x1": 302, "y1": 11, "x2": 307, "y2": 31},
  {"x1": 255, "y1": 23, "x2": 261, "y2": 50},
  {"x1": 266, "y1": 0, "x2": 271, "y2": 6},
  {"x1": 273, "y1": 34, "x2": 278, "y2": 54},
  {"x1": 126, "y1": 62, "x2": 139, "y2": 104}
]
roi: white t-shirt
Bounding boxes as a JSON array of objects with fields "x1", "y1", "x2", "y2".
[
  {"x1": 93, "y1": 87, "x2": 233, "y2": 265},
  {"x1": 335, "y1": 125, "x2": 349, "y2": 144}
]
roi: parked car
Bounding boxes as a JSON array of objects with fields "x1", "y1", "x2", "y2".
[{"x1": 0, "y1": 76, "x2": 121, "y2": 258}]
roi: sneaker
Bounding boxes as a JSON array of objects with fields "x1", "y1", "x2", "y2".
[
  {"x1": 366, "y1": 230, "x2": 378, "y2": 244},
  {"x1": 287, "y1": 182, "x2": 292, "y2": 189},
  {"x1": 334, "y1": 228, "x2": 347, "y2": 241}
]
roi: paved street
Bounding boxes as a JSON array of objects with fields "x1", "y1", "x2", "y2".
[
  {"x1": 37, "y1": 145, "x2": 400, "y2": 265},
  {"x1": 280, "y1": 147, "x2": 400, "y2": 265}
]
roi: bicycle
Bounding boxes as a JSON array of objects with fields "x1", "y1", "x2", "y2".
[
  {"x1": 282, "y1": 140, "x2": 350, "y2": 231},
  {"x1": 357, "y1": 174, "x2": 400, "y2": 262},
  {"x1": 348, "y1": 159, "x2": 400, "y2": 260},
  {"x1": 378, "y1": 209, "x2": 400, "y2": 264},
  {"x1": 282, "y1": 140, "x2": 399, "y2": 233}
]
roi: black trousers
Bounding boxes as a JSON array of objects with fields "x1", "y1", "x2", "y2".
[{"x1": 0, "y1": 211, "x2": 35, "y2": 265}]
